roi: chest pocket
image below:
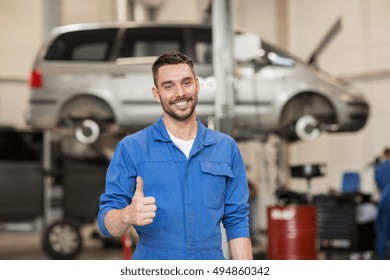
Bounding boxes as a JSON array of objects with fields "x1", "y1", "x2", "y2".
[{"x1": 200, "y1": 162, "x2": 234, "y2": 209}]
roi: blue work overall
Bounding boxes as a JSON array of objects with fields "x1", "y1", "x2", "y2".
[{"x1": 98, "y1": 118, "x2": 250, "y2": 260}]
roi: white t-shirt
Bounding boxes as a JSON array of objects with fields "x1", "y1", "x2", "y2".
[{"x1": 167, "y1": 131, "x2": 195, "y2": 159}]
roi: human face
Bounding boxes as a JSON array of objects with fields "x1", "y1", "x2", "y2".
[{"x1": 152, "y1": 63, "x2": 199, "y2": 121}]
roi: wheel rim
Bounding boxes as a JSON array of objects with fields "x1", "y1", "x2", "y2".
[
  {"x1": 295, "y1": 115, "x2": 320, "y2": 141},
  {"x1": 48, "y1": 223, "x2": 80, "y2": 255},
  {"x1": 75, "y1": 119, "x2": 100, "y2": 144}
]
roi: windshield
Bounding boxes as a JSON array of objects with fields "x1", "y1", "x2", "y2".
[{"x1": 260, "y1": 41, "x2": 295, "y2": 67}]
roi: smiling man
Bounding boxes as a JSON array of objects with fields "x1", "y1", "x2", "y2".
[{"x1": 98, "y1": 51, "x2": 252, "y2": 260}]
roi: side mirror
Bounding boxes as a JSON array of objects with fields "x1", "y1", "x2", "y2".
[{"x1": 234, "y1": 33, "x2": 261, "y2": 63}]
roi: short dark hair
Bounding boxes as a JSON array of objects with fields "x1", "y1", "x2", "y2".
[
  {"x1": 384, "y1": 148, "x2": 390, "y2": 157},
  {"x1": 152, "y1": 52, "x2": 195, "y2": 86}
]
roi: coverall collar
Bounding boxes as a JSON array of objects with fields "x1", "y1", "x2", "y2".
[{"x1": 151, "y1": 116, "x2": 217, "y2": 147}]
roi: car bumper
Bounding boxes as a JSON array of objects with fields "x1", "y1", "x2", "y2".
[{"x1": 338, "y1": 98, "x2": 369, "y2": 132}]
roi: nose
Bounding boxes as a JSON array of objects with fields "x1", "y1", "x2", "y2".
[{"x1": 175, "y1": 85, "x2": 185, "y2": 97}]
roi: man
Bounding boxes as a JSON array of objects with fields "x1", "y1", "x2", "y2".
[
  {"x1": 98, "y1": 51, "x2": 252, "y2": 260},
  {"x1": 374, "y1": 148, "x2": 390, "y2": 259},
  {"x1": 375, "y1": 148, "x2": 390, "y2": 194}
]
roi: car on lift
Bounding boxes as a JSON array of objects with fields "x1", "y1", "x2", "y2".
[{"x1": 27, "y1": 21, "x2": 369, "y2": 148}]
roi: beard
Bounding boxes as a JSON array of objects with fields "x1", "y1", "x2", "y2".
[{"x1": 160, "y1": 95, "x2": 198, "y2": 121}]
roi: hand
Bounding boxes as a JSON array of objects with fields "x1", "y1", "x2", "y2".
[{"x1": 123, "y1": 176, "x2": 157, "y2": 226}]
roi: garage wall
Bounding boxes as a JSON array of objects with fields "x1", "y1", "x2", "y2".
[
  {"x1": 233, "y1": 0, "x2": 279, "y2": 44},
  {"x1": 61, "y1": 0, "x2": 116, "y2": 24},
  {"x1": 0, "y1": 0, "x2": 43, "y2": 126}
]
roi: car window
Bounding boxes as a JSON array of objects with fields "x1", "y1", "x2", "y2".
[
  {"x1": 193, "y1": 28, "x2": 212, "y2": 64},
  {"x1": 118, "y1": 27, "x2": 184, "y2": 59},
  {"x1": 45, "y1": 29, "x2": 118, "y2": 61},
  {"x1": 194, "y1": 42, "x2": 212, "y2": 64},
  {"x1": 133, "y1": 41, "x2": 180, "y2": 57},
  {"x1": 261, "y1": 42, "x2": 295, "y2": 67},
  {"x1": 72, "y1": 43, "x2": 108, "y2": 60}
]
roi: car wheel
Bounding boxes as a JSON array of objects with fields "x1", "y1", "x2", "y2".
[
  {"x1": 58, "y1": 96, "x2": 115, "y2": 142},
  {"x1": 42, "y1": 220, "x2": 82, "y2": 260},
  {"x1": 279, "y1": 93, "x2": 336, "y2": 141},
  {"x1": 57, "y1": 96, "x2": 118, "y2": 157}
]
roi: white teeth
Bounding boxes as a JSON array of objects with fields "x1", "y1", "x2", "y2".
[{"x1": 175, "y1": 101, "x2": 187, "y2": 106}]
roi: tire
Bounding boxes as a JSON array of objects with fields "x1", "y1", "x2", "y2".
[{"x1": 42, "y1": 220, "x2": 82, "y2": 260}]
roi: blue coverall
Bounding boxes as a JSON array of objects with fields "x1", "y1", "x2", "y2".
[
  {"x1": 98, "y1": 117, "x2": 250, "y2": 260},
  {"x1": 375, "y1": 160, "x2": 390, "y2": 193},
  {"x1": 375, "y1": 160, "x2": 390, "y2": 259},
  {"x1": 375, "y1": 184, "x2": 390, "y2": 259}
]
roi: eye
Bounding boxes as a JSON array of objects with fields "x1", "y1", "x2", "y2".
[
  {"x1": 164, "y1": 84, "x2": 173, "y2": 90},
  {"x1": 184, "y1": 80, "x2": 192, "y2": 87}
]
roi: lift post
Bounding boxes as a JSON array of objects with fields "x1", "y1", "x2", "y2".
[{"x1": 211, "y1": 0, "x2": 235, "y2": 134}]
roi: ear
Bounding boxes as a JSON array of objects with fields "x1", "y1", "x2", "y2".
[
  {"x1": 152, "y1": 87, "x2": 161, "y2": 103},
  {"x1": 196, "y1": 77, "x2": 200, "y2": 95}
]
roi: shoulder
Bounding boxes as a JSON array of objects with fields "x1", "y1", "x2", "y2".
[
  {"x1": 117, "y1": 126, "x2": 154, "y2": 155},
  {"x1": 377, "y1": 160, "x2": 390, "y2": 169},
  {"x1": 111, "y1": 126, "x2": 155, "y2": 166},
  {"x1": 207, "y1": 128, "x2": 237, "y2": 145},
  {"x1": 203, "y1": 128, "x2": 241, "y2": 158},
  {"x1": 122, "y1": 126, "x2": 152, "y2": 143}
]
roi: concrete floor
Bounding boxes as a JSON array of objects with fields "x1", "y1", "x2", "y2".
[
  {"x1": 0, "y1": 223, "x2": 123, "y2": 260},
  {"x1": 0, "y1": 221, "x2": 377, "y2": 260}
]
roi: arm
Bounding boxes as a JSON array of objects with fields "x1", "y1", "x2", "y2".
[
  {"x1": 98, "y1": 140, "x2": 157, "y2": 237},
  {"x1": 223, "y1": 141, "x2": 252, "y2": 258},
  {"x1": 228, "y1": 237, "x2": 253, "y2": 260},
  {"x1": 104, "y1": 208, "x2": 130, "y2": 237},
  {"x1": 104, "y1": 176, "x2": 156, "y2": 237}
]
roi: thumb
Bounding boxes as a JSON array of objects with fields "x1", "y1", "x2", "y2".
[{"x1": 134, "y1": 176, "x2": 144, "y2": 197}]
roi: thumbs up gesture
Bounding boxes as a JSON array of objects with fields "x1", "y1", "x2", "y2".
[{"x1": 124, "y1": 176, "x2": 157, "y2": 226}]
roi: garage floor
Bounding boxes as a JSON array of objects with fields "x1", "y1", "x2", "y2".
[
  {"x1": 0, "y1": 222, "x2": 376, "y2": 260},
  {"x1": 0, "y1": 223, "x2": 123, "y2": 260}
]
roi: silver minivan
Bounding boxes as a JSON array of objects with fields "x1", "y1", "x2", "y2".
[{"x1": 27, "y1": 22, "x2": 369, "y2": 145}]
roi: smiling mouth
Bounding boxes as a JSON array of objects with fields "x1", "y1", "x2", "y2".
[
  {"x1": 170, "y1": 98, "x2": 192, "y2": 106},
  {"x1": 174, "y1": 101, "x2": 188, "y2": 106}
]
